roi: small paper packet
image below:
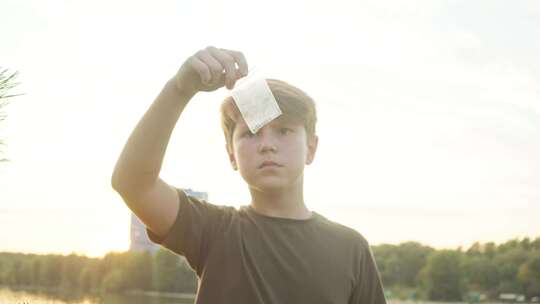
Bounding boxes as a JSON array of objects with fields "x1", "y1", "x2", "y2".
[{"x1": 230, "y1": 69, "x2": 282, "y2": 134}]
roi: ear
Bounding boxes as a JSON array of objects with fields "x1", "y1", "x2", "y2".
[
  {"x1": 306, "y1": 135, "x2": 318, "y2": 165},
  {"x1": 226, "y1": 143, "x2": 238, "y2": 170}
]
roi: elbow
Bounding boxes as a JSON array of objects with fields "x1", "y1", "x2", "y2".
[
  {"x1": 111, "y1": 171, "x2": 123, "y2": 192},
  {"x1": 110, "y1": 169, "x2": 156, "y2": 194},
  {"x1": 110, "y1": 166, "x2": 130, "y2": 192},
  {"x1": 110, "y1": 165, "x2": 132, "y2": 192},
  {"x1": 110, "y1": 160, "x2": 125, "y2": 191}
]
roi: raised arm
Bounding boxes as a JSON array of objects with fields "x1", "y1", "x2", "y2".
[{"x1": 111, "y1": 46, "x2": 248, "y2": 239}]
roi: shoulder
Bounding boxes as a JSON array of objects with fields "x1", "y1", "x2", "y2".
[
  {"x1": 175, "y1": 187, "x2": 242, "y2": 229},
  {"x1": 314, "y1": 213, "x2": 371, "y2": 249},
  {"x1": 179, "y1": 188, "x2": 238, "y2": 211}
]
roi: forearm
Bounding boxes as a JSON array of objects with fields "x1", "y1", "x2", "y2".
[{"x1": 111, "y1": 77, "x2": 195, "y2": 193}]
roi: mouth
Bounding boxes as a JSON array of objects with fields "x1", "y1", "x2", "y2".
[{"x1": 259, "y1": 161, "x2": 282, "y2": 169}]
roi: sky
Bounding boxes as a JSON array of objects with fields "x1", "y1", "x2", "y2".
[{"x1": 1, "y1": 0, "x2": 539, "y2": 258}]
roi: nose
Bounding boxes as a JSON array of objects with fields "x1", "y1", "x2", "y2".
[{"x1": 257, "y1": 127, "x2": 278, "y2": 153}]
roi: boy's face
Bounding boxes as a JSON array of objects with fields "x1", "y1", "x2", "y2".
[{"x1": 227, "y1": 116, "x2": 318, "y2": 192}]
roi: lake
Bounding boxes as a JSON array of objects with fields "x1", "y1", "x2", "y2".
[
  {"x1": 0, "y1": 287, "x2": 509, "y2": 304},
  {"x1": 0, "y1": 287, "x2": 194, "y2": 304}
]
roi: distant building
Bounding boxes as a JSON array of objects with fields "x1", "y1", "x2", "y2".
[
  {"x1": 129, "y1": 213, "x2": 160, "y2": 253},
  {"x1": 129, "y1": 188, "x2": 208, "y2": 253}
]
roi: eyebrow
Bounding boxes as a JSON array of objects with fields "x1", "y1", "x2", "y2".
[
  {"x1": 273, "y1": 118, "x2": 300, "y2": 127},
  {"x1": 236, "y1": 118, "x2": 298, "y2": 135}
]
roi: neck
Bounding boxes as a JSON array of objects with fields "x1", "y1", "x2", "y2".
[{"x1": 248, "y1": 178, "x2": 311, "y2": 220}]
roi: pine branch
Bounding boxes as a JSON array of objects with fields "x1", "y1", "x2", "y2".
[{"x1": 0, "y1": 67, "x2": 21, "y2": 163}]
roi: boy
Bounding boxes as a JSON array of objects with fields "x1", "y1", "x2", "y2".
[{"x1": 111, "y1": 46, "x2": 387, "y2": 304}]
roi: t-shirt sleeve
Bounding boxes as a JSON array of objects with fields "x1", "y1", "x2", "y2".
[
  {"x1": 348, "y1": 239, "x2": 387, "y2": 304},
  {"x1": 145, "y1": 187, "x2": 233, "y2": 277}
]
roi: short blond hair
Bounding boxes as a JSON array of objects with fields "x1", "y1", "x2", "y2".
[{"x1": 220, "y1": 79, "x2": 317, "y2": 152}]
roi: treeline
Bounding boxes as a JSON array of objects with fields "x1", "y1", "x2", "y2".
[
  {"x1": 0, "y1": 248, "x2": 197, "y2": 294},
  {"x1": 1, "y1": 237, "x2": 539, "y2": 301},
  {"x1": 373, "y1": 237, "x2": 540, "y2": 301}
]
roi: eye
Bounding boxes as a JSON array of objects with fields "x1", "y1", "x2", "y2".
[
  {"x1": 279, "y1": 128, "x2": 292, "y2": 135},
  {"x1": 242, "y1": 131, "x2": 255, "y2": 138}
]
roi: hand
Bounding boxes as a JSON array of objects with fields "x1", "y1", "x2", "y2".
[{"x1": 173, "y1": 46, "x2": 249, "y2": 95}]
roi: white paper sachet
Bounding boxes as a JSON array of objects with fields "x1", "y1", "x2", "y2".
[{"x1": 230, "y1": 69, "x2": 282, "y2": 134}]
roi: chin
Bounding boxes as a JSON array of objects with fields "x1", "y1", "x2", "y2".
[{"x1": 248, "y1": 178, "x2": 290, "y2": 192}]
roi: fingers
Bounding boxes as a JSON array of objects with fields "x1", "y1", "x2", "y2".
[
  {"x1": 189, "y1": 56, "x2": 211, "y2": 84},
  {"x1": 194, "y1": 46, "x2": 248, "y2": 89},
  {"x1": 195, "y1": 49, "x2": 224, "y2": 86},
  {"x1": 226, "y1": 49, "x2": 248, "y2": 77},
  {"x1": 207, "y1": 46, "x2": 237, "y2": 89}
]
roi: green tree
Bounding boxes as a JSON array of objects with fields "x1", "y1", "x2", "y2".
[
  {"x1": 99, "y1": 251, "x2": 132, "y2": 292},
  {"x1": 462, "y1": 255, "x2": 499, "y2": 292},
  {"x1": 466, "y1": 242, "x2": 483, "y2": 257},
  {"x1": 521, "y1": 237, "x2": 532, "y2": 251},
  {"x1": 153, "y1": 248, "x2": 195, "y2": 292},
  {"x1": 397, "y1": 242, "x2": 433, "y2": 287},
  {"x1": 484, "y1": 242, "x2": 497, "y2": 259},
  {"x1": 372, "y1": 244, "x2": 398, "y2": 286},
  {"x1": 418, "y1": 250, "x2": 464, "y2": 301},
  {"x1": 123, "y1": 251, "x2": 153, "y2": 290},
  {"x1": 0, "y1": 252, "x2": 17, "y2": 284},
  {"x1": 494, "y1": 247, "x2": 528, "y2": 294},
  {"x1": 31, "y1": 256, "x2": 42, "y2": 285},
  {"x1": 531, "y1": 237, "x2": 540, "y2": 251},
  {"x1": 518, "y1": 251, "x2": 540, "y2": 297},
  {"x1": 78, "y1": 258, "x2": 101, "y2": 292},
  {"x1": 60, "y1": 253, "x2": 87, "y2": 290},
  {"x1": 497, "y1": 238, "x2": 522, "y2": 254},
  {"x1": 38, "y1": 254, "x2": 63, "y2": 287},
  {"x1": 372, "y1": 242, "x2": 433, "y2": 288},
  {"x1": 176, "y1": 256, "x2": 198, "y2": 293},
  {"x1": 102, "y1": 269, "x2": 126, "y2": 292},
  {"x1": 17, "y1": 257, "x2": 35, "y2": 285}
]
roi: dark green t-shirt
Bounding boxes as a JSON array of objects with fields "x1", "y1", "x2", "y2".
[{"x1": 147, "y1": 188, "x2": 387, "y2": 304}]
